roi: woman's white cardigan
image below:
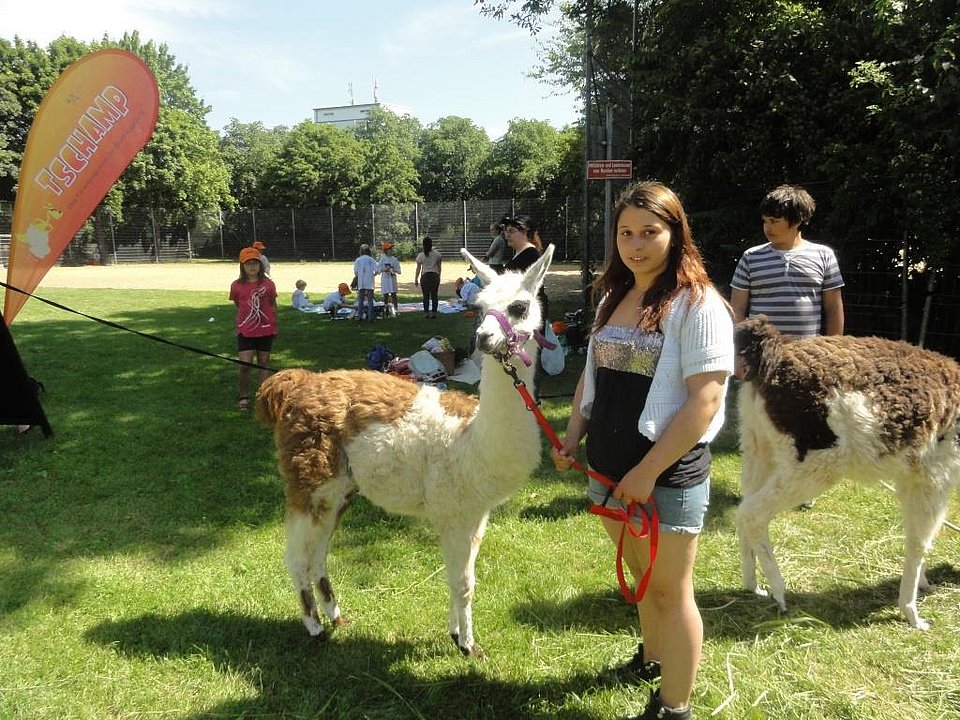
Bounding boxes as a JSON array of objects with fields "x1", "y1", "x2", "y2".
[{"x1": 579, "y1": 286, "x2": 735, "y2": 443}]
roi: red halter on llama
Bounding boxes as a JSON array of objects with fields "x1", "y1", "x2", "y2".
[{"x1": 256, "y1": 246, "x2": 554, "y2": 656}]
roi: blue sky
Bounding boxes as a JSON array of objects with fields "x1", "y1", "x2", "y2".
[{"x1": 0, "y1": 0, "x2": 581, "y2": 140}]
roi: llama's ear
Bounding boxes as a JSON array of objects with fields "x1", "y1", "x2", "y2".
[
  {"x1": 521, "y1": 244, "x2": 554, "y2": 294},
  {"x1": 461, "y1": 249, "x2": 497, "y2": 286}
]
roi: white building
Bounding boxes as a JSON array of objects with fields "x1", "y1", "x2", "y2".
[{"x1": 312, "y1": 102, "x2": 415, "y2": 129}]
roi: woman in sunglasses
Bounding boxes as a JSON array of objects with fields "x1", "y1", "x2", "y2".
[
  {"x1": 551, "y1": 182, "x2": 734, "y2": 720},
  {"x1": 502, "y1": 214, "x2": 549, "y2": 326}
]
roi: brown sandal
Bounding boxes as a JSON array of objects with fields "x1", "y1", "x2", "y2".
[{"x1": 237, "y1": 397, "x2": 250, "y2": 412}]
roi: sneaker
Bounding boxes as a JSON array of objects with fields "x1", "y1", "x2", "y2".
[
  {"x1": 600, "y1": 642, "x2": 661, "y2": 685},
  {"x1": 626, "y1": 690, "x2": 691, "y2": 720}
]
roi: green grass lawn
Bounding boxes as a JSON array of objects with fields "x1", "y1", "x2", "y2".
[{"x1": 1, "y1": 287, "x2": 958, "y2": 719}]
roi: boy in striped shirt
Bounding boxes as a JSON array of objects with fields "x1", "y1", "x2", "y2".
[{"x1": 730, "y1": 185, "x2": 844, "y2": 337}]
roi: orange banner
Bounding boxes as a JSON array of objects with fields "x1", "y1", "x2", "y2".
[{"x1": 3, "y1": 49, "x2": 159, "y2": 324}]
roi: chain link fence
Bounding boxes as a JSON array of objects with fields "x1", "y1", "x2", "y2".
[
  {"x1": 0, "y1": 198, "x2": 577, "y2": 266},
  {"x1": 1, "y1": 199, "x2": 957, "y2": 358}
]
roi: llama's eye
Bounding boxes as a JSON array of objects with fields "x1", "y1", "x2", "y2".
[{"x1": 507, "y1": 300, "x2": 529, "y2": 318}]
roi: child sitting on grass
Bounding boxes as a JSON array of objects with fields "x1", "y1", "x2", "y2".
[
  {"x1": 292, "y1": 279, "x2": 323, "y2": 313},
  {"x1": 322, "y1": 282, "x2": 354, "y2": 319}
]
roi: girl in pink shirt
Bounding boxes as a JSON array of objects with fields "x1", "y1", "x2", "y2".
[{"x1": 229, "y1": 247, "x2": 278, "y2": 411}]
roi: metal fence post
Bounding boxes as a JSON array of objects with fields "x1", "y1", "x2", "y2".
[
  {"x1": 107, "y1": 206, "x2": 118, "y2": 264},
  {"x1": 291, "y1": 207, "x2": 298, "y2": 258},
  {"x1": 252, "y1": 208, "x2": 257, "y2": 243},
  {"x1": 901, "y1": 231, "x2": 909, "y2": 340},
  {"x1": 218, "y1": 208, "x2": 225, "y2": 259},
  {"x1": 462, "y1": 200, "x2": 468, "y2": 249},
  {"x1": 918, "y1": 271, "x2": 935, "y2": 347},
  {"x1": 371, "y1": 204, "x2": 376, "y2": 245},
  {"x1": 329, "y1": 205, "x2": 336, "y2": 259},
  {"x1": 414, "y1": 202, "x2": 420, "y2": 242},
  {"x1": 150, "y1": 208, "x2": 160, "y2": 262}
]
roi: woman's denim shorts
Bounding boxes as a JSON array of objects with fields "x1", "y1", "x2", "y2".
[{"x1": 587, "y1": 475, "x2": 711, "y2": 535}]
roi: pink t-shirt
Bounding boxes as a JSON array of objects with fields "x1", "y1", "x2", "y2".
[{"x1": 229, "y1": 278, "x2": 278, "y2": 337}]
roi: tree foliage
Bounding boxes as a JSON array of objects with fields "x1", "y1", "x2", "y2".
[
  {"x1": 0, "y1": 32, "x2": 231, "y2": 219},
  {"x1": 259, "y1": 121, "x2": 366, "y2": 207},
  {"x1": 516, "y1": 0, "x2": 960, "y2": 264},
  {"x1": 353, "y1": 106, "x2": 422, "y2": 204},
  {"x1": 480, "y1": 118, "x2": 565, "y2": 197},
  {"x1": 416, "y1": 116, "x2": 491, "y2": 200},
  {"x1": 219, "y1": 119, "x2": 288, "y2": 208}
]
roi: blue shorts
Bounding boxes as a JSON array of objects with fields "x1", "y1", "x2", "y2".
[{"x1": 587, "y1": 475, "x2": 710, "y2": 535}]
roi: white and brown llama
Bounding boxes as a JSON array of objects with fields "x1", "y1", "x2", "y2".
[
  {"x1": 734, "y1": 315, "x2": 960, "y2": 629},
  {"x1": 256, "y1": 246, "x2": 553, "y2": 656}
]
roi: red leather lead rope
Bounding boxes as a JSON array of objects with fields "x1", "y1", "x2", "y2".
[{"x1": 511, "y1": 379, "x2": 659, "y2": 605}]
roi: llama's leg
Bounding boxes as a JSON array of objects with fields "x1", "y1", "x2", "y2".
[
  {"x1": 437, "y1": 515, "x2": 489, "y2": 657},
  {"x1": 285, "y1": 509, "x2": 326, "y2": 637},
  {"x1": 735, "y1": 468, "x2": 828, "y2": 612},
  {"x1": 285, "y1": 477, "x2": 355, "y2": 637},
  {"x1": 895, "y1": 475, "x2": 951, "y2": 630},
  {"x1": 737, "y1": 421, "x2": 771, "y2": 596}
]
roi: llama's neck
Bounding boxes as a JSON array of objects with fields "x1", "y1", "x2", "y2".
[{"x1": 474, "y1": 340, "x2": 540, "y2": 448}]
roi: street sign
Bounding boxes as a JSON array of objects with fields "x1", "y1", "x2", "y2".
[{"x1": 586, "y1": 159, "x2": 633, "y2": 180}]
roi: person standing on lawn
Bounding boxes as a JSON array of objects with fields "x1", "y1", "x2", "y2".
[
  {"x1": 229, "y1": 247, "x2": 277, "y2": 411},
  {"x1": 414, "y1": 236, "x2": 442, "y2": 318},
  {"x1": 353, "y1": 244, "x2": 379, "y2": 322},
  {"x1": 552, "y1": 181, "x2": 734, "y2": 720},
  {"x1": 378, "y1": 242, "x2": 402, "y2": 317}
]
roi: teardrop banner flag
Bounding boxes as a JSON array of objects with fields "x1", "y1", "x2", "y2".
[{"x1": 3, "y1": 49, "x2": 159, "y2": 324}]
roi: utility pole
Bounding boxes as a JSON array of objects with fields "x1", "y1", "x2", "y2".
[{"x1": 581, "y1": 0, "x2": 593, "y2": 307}]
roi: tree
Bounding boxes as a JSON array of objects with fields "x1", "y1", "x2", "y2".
[
  {"x1": 416, "y1": 116, "x2": 491, "y2": 200},
  {"x1": 101, "y1": 31, "x2": 211, "y2": 121},
  {"x1": 479, "y1": 118, "x2": 564, "y2": 198},
  {"x1": 259, "y1": 121, "x2": 366, "y2": 207},
  {"x1": 219, "y1": 119, "x2": 288, "y2": 208},
  {"x1": 353, "y1": 106, "x2": 422, "y2": 204},
  {"x1": 119, "y1": 106, "x2": 231, "y2": 214}
]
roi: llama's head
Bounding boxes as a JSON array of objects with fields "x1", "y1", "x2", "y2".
[
  {"x1": 460, "y1": 245, "x2": 554, "y2": 357},
  {"x1": 735, "y1": 315, "x2": 782, "y2": 383}
]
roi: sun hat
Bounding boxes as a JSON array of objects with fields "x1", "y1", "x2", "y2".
[
  {"x1": 381, "y1": 242, "x2": 394, "y2": 251},
  {"x1": 338, "y1": 282, "x2": 352, "y2": 295},
  {"x1": 252, "y1": 241, "x2": 266, "y2": 250},
  {"x1": 239, "y1": 247, "x2": 261, "y2": 263}
]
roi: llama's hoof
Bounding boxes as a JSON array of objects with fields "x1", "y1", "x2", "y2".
[
  {"x1": 304, "y1": 616, "x2": 327, "y2": 638},
  {"x1": 451, "y1": 633, "x2": 486, "y2": 658},
  {"x1": 902, "y1": 606, "x2": 931, "y2": 630},
  {"x1": 751, "y1": 586, "x2": 769, "y2": 599}
]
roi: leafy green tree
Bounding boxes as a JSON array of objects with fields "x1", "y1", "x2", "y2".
[
  {"x1": 353, "y1": 106, "x2": 422, "y2": 204},
  {"x1": 259, "y1": 121, "x2": 366, "y2": 207},
  {"x1": 417, "y1": 116, "x2": 491, "y2": 200},
  {"x1": 219, "y1": 119, "x2": 288, "y2": 208},
  {"x1": 0, "y1": 37, "x2": 59, "y2": 199},
  {"x1": 479, "y1": 118, "x2": 563, "y2": 198},
  {"x1": 120, "y1": 106, "x2": 231, "y2": 214},
  {"x1": 100, "y1": 31, "x2": 211, "y2": 121}
]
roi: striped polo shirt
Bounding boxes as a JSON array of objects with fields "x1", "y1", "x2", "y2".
[{"x1": 731, "y1": 240, "x2": 844, "y2": 337}]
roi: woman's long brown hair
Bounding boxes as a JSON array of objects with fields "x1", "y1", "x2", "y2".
[{"x1": 592, "y1": 181, "x2": 713, "y2": 332}]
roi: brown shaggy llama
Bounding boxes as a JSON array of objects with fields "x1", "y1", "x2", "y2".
[
  {"x1": 734, "y1": 315, "x2": 960, "y2": 629},
  {"x1": 256, "y1": 246, "x2": 553, "y2": 656}
]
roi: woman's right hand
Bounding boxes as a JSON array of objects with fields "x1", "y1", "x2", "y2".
[
  {"x1": 550, "y1": 446, "x2": 573, "y2": 472},
  {"x1": 551, "y1": 436, "x2": 579, "y2": 472}
]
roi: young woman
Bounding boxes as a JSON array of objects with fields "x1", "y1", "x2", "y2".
[
  {"x1": 229, "y1": 247, "x2": 278, "y2": 411},
  {"x1": 414, "y1": 236, "x2": 442, "y2": 318},
  {"x1": 552, "y1": 181, "x2": 734, "y2": 720},
  {"x1": 503, "y1": 214, "x2": 549, "y2": 326}
]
